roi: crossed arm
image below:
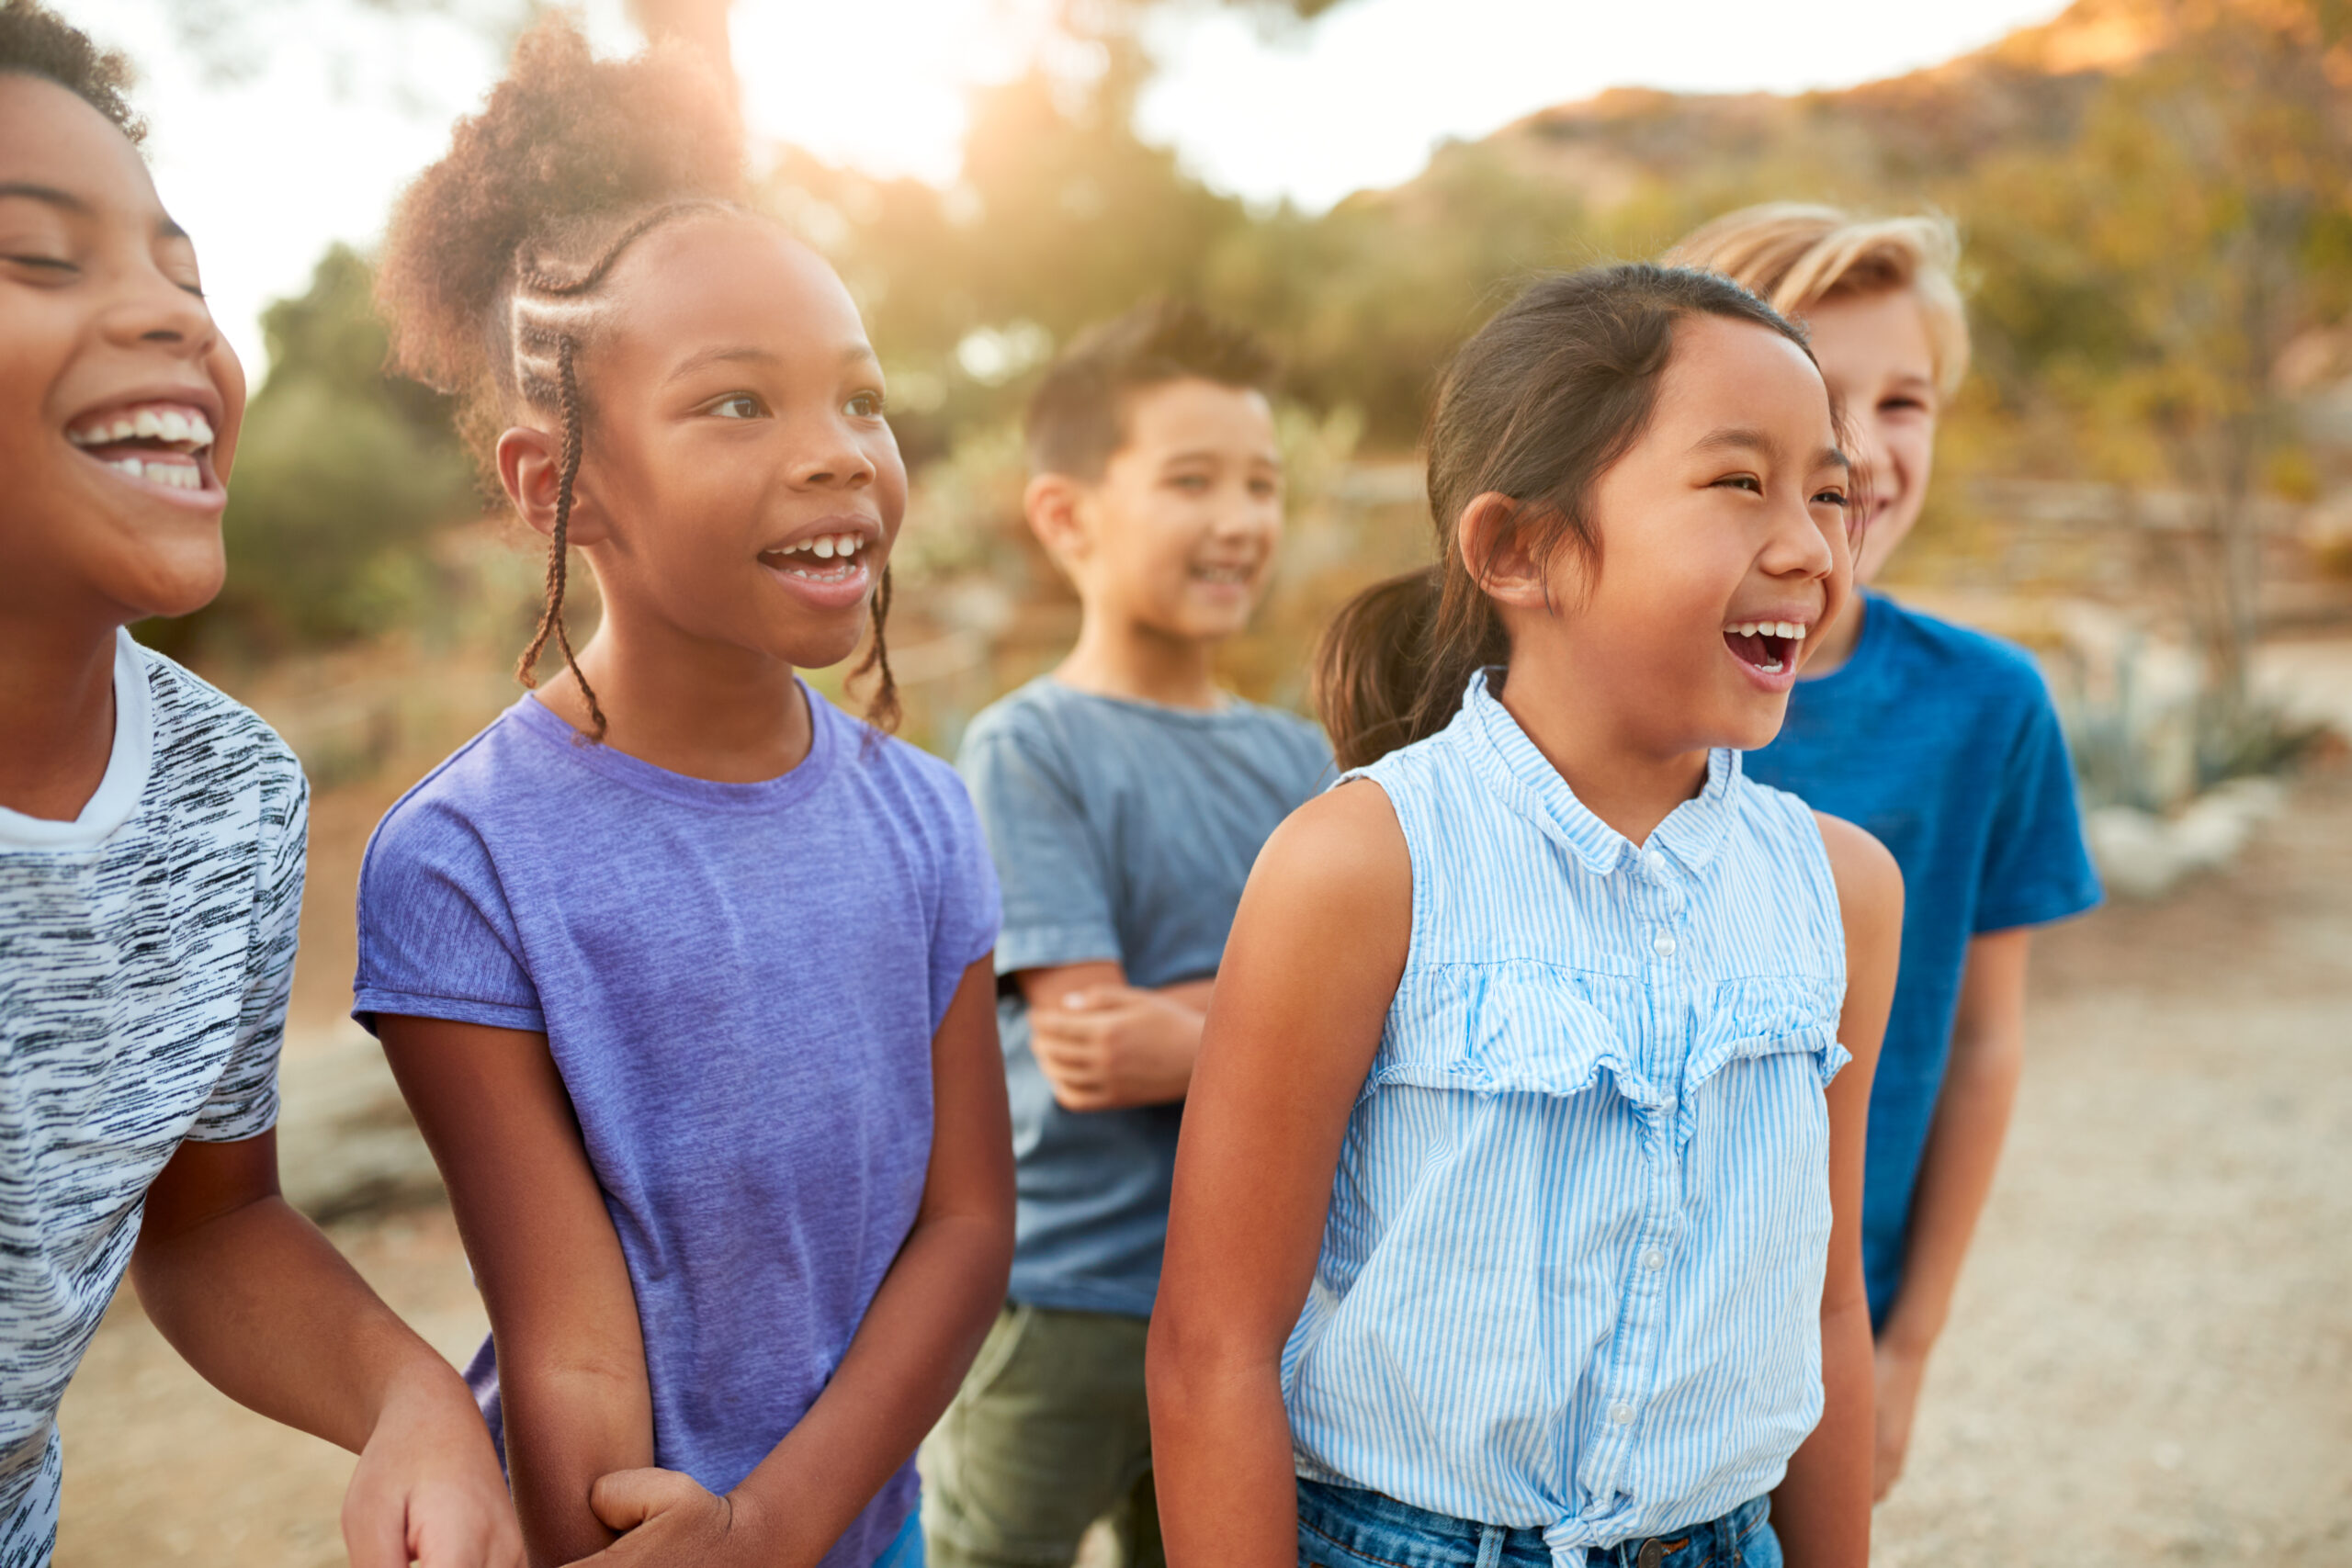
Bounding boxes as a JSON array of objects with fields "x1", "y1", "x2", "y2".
[
  {"x1": 378, "y1": 956, "x2": 1012, "y2": 1568},
  {"x1": 1018, "y1": 961, "x2": 1216, "y2": 1111}
]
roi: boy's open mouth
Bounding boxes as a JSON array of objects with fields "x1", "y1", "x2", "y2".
[
  {"x1": 1723, "y1": 618, "x2": 1807, "y2": 676},
  {"x1": 759, "y1": 529, "x2": 871, "y2": 585},
  {"x1": 65, "y1": 400, "x2": 217, "y2": 494}
]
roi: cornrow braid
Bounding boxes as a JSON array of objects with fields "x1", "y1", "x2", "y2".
[
  {"x1": 504, "y1": 199, "x2": 733, "y2": 742},
  {"x1": 852, "y1": 565, "x2": 900, "y2": 739}
]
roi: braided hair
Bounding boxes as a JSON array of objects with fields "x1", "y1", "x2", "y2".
[{"x1": 377, "y1": 17, "x2": 899, "y2": 739}]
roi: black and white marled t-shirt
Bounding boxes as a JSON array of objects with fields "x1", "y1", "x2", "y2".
[{"x1": 0, "y1": 630, "x2": 304, "y2": 1564}]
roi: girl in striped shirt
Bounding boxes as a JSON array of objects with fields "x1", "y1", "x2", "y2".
[{"x1": 1148, "y1": 265, "x2": 1902, "y2": 1568}]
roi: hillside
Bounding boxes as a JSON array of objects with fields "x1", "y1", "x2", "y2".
[{"x1": 1368, "y1": 0, "x2": 2332, "y2": 227}]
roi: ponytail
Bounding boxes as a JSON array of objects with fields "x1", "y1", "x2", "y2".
[{"x1": 1313, "y1": 264, "x2": 1814, "y2": 768}]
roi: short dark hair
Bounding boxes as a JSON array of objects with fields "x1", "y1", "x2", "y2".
[
  {"x1": 1024, "y1": 299, "x2": 1275, "y2": 480},
  {"x1": 0, "y1": 2, "x2": 142, "y2": 144}
]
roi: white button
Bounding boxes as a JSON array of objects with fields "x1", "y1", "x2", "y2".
[
  {"x1": 1644, "y1": 849, "x2": 1668, "y2": 874},
  {"x1": 1642, "y1": 1248, "x2": 1665, "y2": 1271},
  {"x1": 1652, "y1": 931, "x2": 1677, "y2": 957},
  {"x1": 1609, "y1": 1402, "x2": 1635, "y2": 1426}
]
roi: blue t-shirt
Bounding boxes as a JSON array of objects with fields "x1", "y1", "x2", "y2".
[
  {"x1": 957, "y1": 680, "x2": 1333, "y2": 1318},
  {"x1": 353, "y1": 689, "x2": 1000, "y2": 1568},
  {"x1": 1746, "y1": 592, "x2": 2100, "y2": 1324}
]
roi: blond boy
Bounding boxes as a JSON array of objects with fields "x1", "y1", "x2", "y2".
[{"x1": 1668, "y1": 206, "x2": 2102, "y2": 1499}]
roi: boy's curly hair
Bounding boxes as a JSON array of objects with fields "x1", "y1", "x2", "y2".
[
  {"x1": 0, "y1": 0, "x2": 144, "y2": 143},
  {"x1": 379, "y1": 17, "x2": 899, "y2": 738}
]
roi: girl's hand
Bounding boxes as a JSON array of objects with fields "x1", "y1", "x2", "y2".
[
  {"x1": 1871, "y1": 1340, "x2": 1928, "y2": 1501},
  {"x1": 342, "y1": 1363, "x2": 523, "y2": 1568},
  {"x1": 562, "y1": 1469, "x2": 762, "y2": 1567}
]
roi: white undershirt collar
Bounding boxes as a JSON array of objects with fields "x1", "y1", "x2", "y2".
[{"x1": 0, "y1": 627, "x2": 154, "y2": 851}]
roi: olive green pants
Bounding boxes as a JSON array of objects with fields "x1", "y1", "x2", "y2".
[{"x1": 921, "y1": 1303, "x2": 1163, "y2": 1568}]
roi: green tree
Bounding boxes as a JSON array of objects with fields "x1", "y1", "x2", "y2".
[
  {"x1": 1960, "y1": 0, "x2": 2352, "y2": 725},
  {"x1": 180, "y1": 245, "x2": 477, "y2": 654}
]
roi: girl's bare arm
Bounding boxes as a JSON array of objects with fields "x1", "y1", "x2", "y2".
[
  {"x1": 1771, "y1": 814, "x2": 1901, "y2": 1568},
  {"x1": 379, "y1": 1015, "x2": 654, "y2": 1568},
  {"x1": 1148, "y1": 784, "x2": 1412, "y2": 1568},
  {"x1": 702, "y1": 956, "x2": 1014, "y2": 1562}
]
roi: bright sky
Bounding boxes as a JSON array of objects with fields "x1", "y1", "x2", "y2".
[{"x1": 62, "y1": 0, "x2": 2069, "y2": 380}]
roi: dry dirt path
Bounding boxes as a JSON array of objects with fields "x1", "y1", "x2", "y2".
[{"x1": 52, "y1": 777, "x2": 2352, "y2": 1567}]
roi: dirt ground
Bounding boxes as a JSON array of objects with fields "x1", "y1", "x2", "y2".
[{"x1": 51, "y1": 767, "x2": 2352, "y2": 1567}]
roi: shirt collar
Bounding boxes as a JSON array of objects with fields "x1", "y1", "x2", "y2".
[{"x1": 1456, "y1": 667, "x2": 1740, "y2": 875}]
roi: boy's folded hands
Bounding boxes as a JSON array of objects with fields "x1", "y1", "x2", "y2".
[{"x1": 1029, "y1": 984, "x2": 1210, "y2": 1111}]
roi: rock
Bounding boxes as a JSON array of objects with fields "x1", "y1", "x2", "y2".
[{"x1": 273, "y1": 1030, "x2": 445, "y2": 1224}]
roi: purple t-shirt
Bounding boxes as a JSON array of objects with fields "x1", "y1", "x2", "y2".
[{"x1": 353, "y1": 688, "x2": 1000, "y2": 1568}]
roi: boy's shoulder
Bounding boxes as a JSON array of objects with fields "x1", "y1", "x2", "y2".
[
  {"x1": 1870, "y1": 594, "x2": 2052, "y2": 705},
  {"x1": 359, "y1": 700, "x2": 550, "y2": 890},
  {"x1": 960, "y1": 677, "x2": 1326, "y2": 764},
  {"x1": 134, "y1": 639, "x2": 303, "y2": 819}
]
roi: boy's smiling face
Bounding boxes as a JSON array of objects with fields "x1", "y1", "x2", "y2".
[
  {"x1": 1033, "y1": 377, "x2": 1285, "y2": 646},
  {"x1": 0, "y1": 73, "x2": 243, "y2": 628},
  {"x1": 1802, "y1": 286, "x2": 1939, "y2": 584}
]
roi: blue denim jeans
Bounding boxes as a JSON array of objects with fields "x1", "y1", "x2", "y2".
[{"x1": 1295, "y1": 1479, "x2": 1780, "y2": 1568}]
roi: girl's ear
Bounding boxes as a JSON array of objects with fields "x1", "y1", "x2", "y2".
[
  {"x1": 496, "y1": 424, "x2": 615, "y2": 546},
  {"x1": 1023, "y1": 472, "x2": 1093, "y2": 570},
  {"x1": 1456, "y1": 491, "x2": 1562, "y2": 615}
]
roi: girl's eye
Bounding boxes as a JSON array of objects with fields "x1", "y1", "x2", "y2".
[
  {"x1": 6, "y1": 254, "x2": 76, "y2": 275},
  {"x1": 845, "y1": 390, "x2": 886, "y2": 418},
  {"x1": 708, "y1": 394, "x2": 765, "y2": 421},
  {"x1": 1714, "y1": 475, "x2": 1763, "y2": 493},
  {"x1": 1813, "y1": 489, "x2": 1850, "y2": 508},
  {"x1": 1171, "y1": 473, "x2": 1213, "y2": 492}
]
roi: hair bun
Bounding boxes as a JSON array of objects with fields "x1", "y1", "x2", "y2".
[{"x1": 378, "y1": 14, "x2": 745, "y2": 399}]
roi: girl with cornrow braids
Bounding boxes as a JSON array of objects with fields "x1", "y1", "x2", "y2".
[{"x1": 356, "y1": 18, "x2": 1011, "y2": 1568}]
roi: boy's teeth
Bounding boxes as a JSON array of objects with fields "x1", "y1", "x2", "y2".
[
  {"x1": 66, "y1": 403, "x2": 216, "y2": 451},
  {"x1": 1726, "y1": 621, "x2": 1807, "y2": 638}
]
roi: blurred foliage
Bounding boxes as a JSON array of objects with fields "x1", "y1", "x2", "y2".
[
  {"x1": 149, "y1": 245, "x2": 477, "y2": 661},
  {"x1": 187, "y1": 0, "x2": 2352, "y2": 749}
]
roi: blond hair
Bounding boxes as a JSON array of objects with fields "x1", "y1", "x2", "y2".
[{"x1": 1665, "y1": 203, "x2": 1970, "y2": 400}]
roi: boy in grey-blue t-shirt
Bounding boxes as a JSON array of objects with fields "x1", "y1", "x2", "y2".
[{"x1": 922, "y1": 302, "x2": 1330, "y2": 1568}]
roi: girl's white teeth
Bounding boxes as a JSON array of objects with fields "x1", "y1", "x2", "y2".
[
  {"x1": 777, "y1": 533, "x2": 860, "y2": 560},
  {"x1": 1727, "y1": 620, "x2": 1807, "y2": 638}
]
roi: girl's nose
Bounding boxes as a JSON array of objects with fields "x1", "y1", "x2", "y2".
[{"x1": 792, "y1": 433, "x2": 876, "y2": 491}]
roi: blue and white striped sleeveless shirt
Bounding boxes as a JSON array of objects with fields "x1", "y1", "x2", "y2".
[{"x1": 1281, "y1": 671, "x2": 1850, "y2": 1566}]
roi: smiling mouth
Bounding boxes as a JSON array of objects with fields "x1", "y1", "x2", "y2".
[
  {"x1": 1724, "y1": 619, "x2": 1808, "y2": 675},
  {"x1": 759, "y1": 528, "x2": 872, "y2": 584},
  {"x1": 1191, "y1": 561, "x2": 1255, "y2": 587},
  {"x1": 65, "y1": 401, "x2": 217, "y2": 493}
]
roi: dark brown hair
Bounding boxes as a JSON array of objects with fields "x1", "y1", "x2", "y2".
[
  {"x1": 376, "y1": 17, "x2": 900, "y2": 739},
  {"x1": 1024, "y1": 299, "x2": 1276, "y2": 480},
  {"x1": 0, "y1": 1, "x2": 142, "y2": 142},
  {"x1": 1313, "y1": 264, "x2": 1818, "y2": 771}
]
